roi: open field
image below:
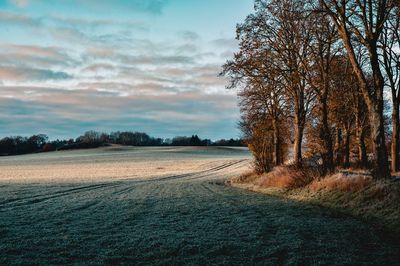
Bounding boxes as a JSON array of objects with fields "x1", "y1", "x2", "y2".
[
  {"x1": 1, "y1": 146, "x2": 399, "y2": 265},
  {"x1": 0, "y1": 146, "x2": 250, "y2": 183}
]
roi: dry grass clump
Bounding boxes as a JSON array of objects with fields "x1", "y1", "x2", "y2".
[
  {"x1": 366, "y1": 180, "x2": 391, "y2": 200},
  {"x1": 310, "y1": 173, "x2": 373, "y2": 192},
  {"x1": 255, "y1": 165, "x2": 318, "y2": 189},
  {"x1": 361, "y1": 180, "x2": 400, "y2": 213},
  {"x1": 231, "y1": 171, "x2": 259, "y2": 184},
  {"x1": 367, "y1": 181, "x2": 400, "y2": 230}
]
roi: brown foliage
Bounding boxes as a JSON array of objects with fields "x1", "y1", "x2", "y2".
[{"x1": 223, "y1": 0, "x2": 400, "y2": 180}]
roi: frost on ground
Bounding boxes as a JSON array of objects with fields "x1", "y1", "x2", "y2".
[
  {"x1": 0, "y1": 146, "x2": 399, "y2": 265},
  {"x1": 0, "y1": 146, "x2": 250, "y2": 183}
]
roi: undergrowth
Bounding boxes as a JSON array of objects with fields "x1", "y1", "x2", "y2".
[{"x1": 230, "y1": 165, "x2": 400, "y2": 235}]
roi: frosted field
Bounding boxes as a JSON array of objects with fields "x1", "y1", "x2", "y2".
[
  {"x1": 0, "y1": 146, "x2": 251, "y2": 183},
  {"x1": 0, "y1": 146, "x2": 399, "y2": 265}
]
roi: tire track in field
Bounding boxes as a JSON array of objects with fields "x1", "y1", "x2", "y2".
[
  {"x1": 1, "y1": 159, "x2": 243, "y2": 207},
  {"x1": 0, "y1": 158, "x2": 247, "y2": 212},
  {"x1": 0, "y1": 183, "x2": 120, "y2": 210},
  {"x1": 152, "y1": 159, "x2": 249, "y2": 183},
  {"x1": 111, "y1": 159, "x2": 249, "y2": 196},
  {"x1": 184, "y1": 159, "x2": 250, "y2": 182},
  {"x1": 149, "y1": 159, "x2": 248, "y2": 182}
]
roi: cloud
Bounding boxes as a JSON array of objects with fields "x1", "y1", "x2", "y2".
[
  {"x1": 140, "y1": 0, "x2": 169, "y2": 15},
  {"x1": 0, "y1": 11, "x2": 149, "y2": 45},
  {"x1": 10, "y1": 0, "x2": 30, "y2": 8},
  {"x1": 179, "y1": 31, "x2": 200, "y2": 41},
  {"x1": 7, "y1": 0, "x2": 169, "y2": 14},
  {"x1": 0, "y1": 44, "x2": 78, "y2": 68},
  {"x1": 49, "y1": 16, "x2": 150, "y2": 32},
  {"x1": 0, "y1": 66, "x2": 72, "y2": 81},
  {"x1": 0, "y1": 86, "x2": 240, "y2": 139},
  {"x1": 122, "y1": 54, "x2": 195, "y2": 66},
  {"x1": 65, "y1": 0, "x2": 170, "y2": 15},
  {"x1": 211, "y1": 38, "x2": 238, "y2": 50},
  {"x1": 175, "y1": 43, "x2": 198, "y2": 54},
  {"x1": 0, "y1": 10, "x2": 41, "y2": 26},
  {"x1": 0, "y1": 2, "x2": 243, "y2": 140}
]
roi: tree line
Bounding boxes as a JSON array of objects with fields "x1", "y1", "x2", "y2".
[
  {"x1": 222, "y1": 0, "x2": 399, "y2": 178},
  {"x1": 0, "y1": 131, "x2": 244, "y2": 156}
]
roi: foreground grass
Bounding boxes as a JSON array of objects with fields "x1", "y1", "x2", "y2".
[
  {"x1": 229, "y1": 166, "x2": 400, "y2": 236},
  {"x1": 2, "y1": 148, "x2": 400, "y2": 264}
]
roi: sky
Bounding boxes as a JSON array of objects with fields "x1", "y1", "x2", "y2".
[{"x1": 0, "y1": 0, "x2": 254, "y2": 140}]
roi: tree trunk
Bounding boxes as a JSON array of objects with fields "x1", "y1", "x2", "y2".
[
  {"x1": 334, "y1": 26, "x2": 390, "y2": 178},
  {"x1": 391, "y1": 95, "x2": 400, "y2": 172},
  {"x1": 272, "y1": 118, "x2": 281, "y2": 166},
  {"x1": 320, "y1": 100, "x2": 334, "y2": 174},
  {"x1": 369, "y1": 103, "x2": 390, "y2": 178},
  {"x1": 335, "y1": 127, "x2": 342, "y2": 166},
  {"x1": 344, "y1": 128, "x2": 351, "y2": 168},
  {"x1": 294, "y1": 113, "x2": 303, "y2": 165},
  {"x1": 293, "y1": 95, "x2": 305, "y2": 165},
  {"x1": 369, "y1": 44, "x2": 390, "y2": 178},
  {"x1": 356, "y1": 115, "x2": 368, "y2": 168},
  {"x1": 359, "y1": 130, "x2": 368, "y2": 168}
]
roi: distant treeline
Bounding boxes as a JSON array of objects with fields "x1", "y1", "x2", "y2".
[{"x1": 0, "y1": 130, "x2": 244, "y2": 156}]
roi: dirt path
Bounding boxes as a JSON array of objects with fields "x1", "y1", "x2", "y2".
[{"x1": 0, "y1": 147, "x2": 399, "y2": 265}]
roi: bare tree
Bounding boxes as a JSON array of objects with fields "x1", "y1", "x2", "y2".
[
  {"x1": 222, "y1": 33, "x2": 288, "y2": 168},
  {"x1": 253, "y1": 0, "x2": 315, "y2": 164},
  {"x1": 223, "y1": 0, "x2": 400, "y2": 177},
  {"x1": 353, "y1": 78, "x2": 370, "y2": 168},
  {"x1": 307, "y1": 11, "x2": 340, "y2": 174},
  {"x1": 380, "y1": 6, "x2": 400, "y2": 171},
  {"x1": 319, "y1": 0, "x2": 396, "y2": 178}
]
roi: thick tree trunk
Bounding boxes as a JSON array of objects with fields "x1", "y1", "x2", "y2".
[
  {"x1": 344, "y1": 128, "x2": 351, "y2": 168},
  {"x1": 391, "y1": 95, "x2": 399, "y2": 172},
  {"x1": 356, "y1": 115, "x2": 368, "y2": 168},
  {"x1": 369, "y1": 103, "x2": 390, "y2": 178},
  {"x1": 333, "y1": 26, "x2": 390, "y2": 178},
  {"x1": 293, "y1": 95, "x2": 305, "y2": 165},
  {"x1": 369, "y1": 44, "x2": 390, "y2": 178},
  {"x1": 294, "y1": 114, "x2": 304, "y2": 165},
  {"x1": 320, "y1": 100, "x2": 334, "y2": 174},
  {"x1": 359, "y1": 130, "x2": 368, "y2": 168},
  {"x1": 335, "y1": 127, "x2": 342, "y2": 166},
  {"x1": 272, "y1": 118, "x2": 281, "y2": 166}
]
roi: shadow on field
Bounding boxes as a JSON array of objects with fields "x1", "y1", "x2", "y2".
[{"x1": 0, "y1": 148, "x2": 399, "y2": 265}]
